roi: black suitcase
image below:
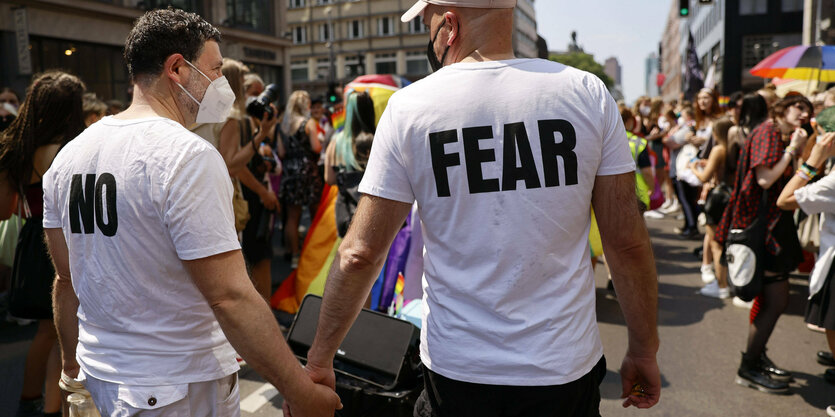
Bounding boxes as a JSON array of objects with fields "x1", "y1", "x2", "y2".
[{"x1": 287, "y1": 294, "x2": 423, "y2": 416}]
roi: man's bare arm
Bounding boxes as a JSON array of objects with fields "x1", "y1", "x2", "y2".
[
  {"x1": 184, "y1": 250, "x2": 340, "y2": 416},
  {"x1": 306, "y1": 195, "x2": 413, "y2": 371},
  {"x1": 592, "y1": 172, "x2": 660, "y2": 409},
  {"x1": 45, "y1": 227, "x2": 80, "y2": 377}
]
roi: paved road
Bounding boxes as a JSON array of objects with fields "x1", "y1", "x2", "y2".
[{"x1": 1, "y1": 215, "x2": 833, "y2": 416}]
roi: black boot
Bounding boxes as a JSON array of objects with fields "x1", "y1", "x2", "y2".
[
  {"x1": 736, "y1": 352, "x2": 790, "y2": 394},
  {"x1": 761, "y1": 351, "x2": 794, "y2": 382}
]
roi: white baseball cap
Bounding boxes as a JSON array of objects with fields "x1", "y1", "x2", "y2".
[{"x1": 400, "y1": 0, "x2": 517, "y2": 22}]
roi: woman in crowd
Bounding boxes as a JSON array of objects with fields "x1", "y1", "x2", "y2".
[
  {"x1": 82, "y1": 93, "x2": 107, "y2": 127},
  {"x1": 644, "y1": 97, "x2": 673, "y2": 215},
  {"x1": 689, "y1": 118, "x2": 735, "y2": 299},
  {"x1": 672, "y1": 106, "x2": 702, "y2": 239},
  {"x1": 324, "y1": 91, "x2": 376, "y2": 238},
  {"x1": 215, "y1": 59, "x2": 278, "y2": 301},
  {"x1": 777, "y1": 130, "x2": 835, "y2": 413},
  {"x1": 280, "y1": 90, "x2": 323, "y2": 268},
  {"x1": 0, "y1": 71, "x2": 86, "y2": 417},
  {"x1": 692, "y1": 88, "x2": 724, "y2": 280},
  {"x1": 658, "y1": 107, "x2": 681, "y2": 213},
  {"x1": 715, "y1": 94, "x2": 813, "y2": 394},
  {"x1": 0, "y1": 87, "x2": 20, "y2": 132}
]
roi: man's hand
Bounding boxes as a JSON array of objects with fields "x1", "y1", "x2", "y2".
[
  {"x1": 282, "y1": 381, "x2": 342, "y2": 417},
  {"x1": 620, "y1": 351, "x2": 661, "y2": 409},
  {"x1": 283, "y1": 362, "x2": 341, "y2": 417}
]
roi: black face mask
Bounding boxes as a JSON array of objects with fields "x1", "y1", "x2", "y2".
[{"x1": 427, "y1": 23, "x2": 451, "y2": 72}]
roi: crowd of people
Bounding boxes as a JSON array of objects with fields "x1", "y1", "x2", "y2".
[
  {"x1": 622, "y1": 84, "x2": 835, "y2": 409},
  {"x1": 0, "y1": 3, "x2": 833, "y2": 417}
]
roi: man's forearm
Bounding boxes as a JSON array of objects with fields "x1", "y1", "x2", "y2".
[
  {"x1": 53, "y1": 275, "x2": 80, "y2": 373},
  {"x1": 604, "y1": 222, "x2": 659, "y2": 356},
  {"x1": 307, "y1": 249, "x2": 385, "y2": 365},
  {"x1": 211, "y1": 291, "x2": 312, "y2": 400}
]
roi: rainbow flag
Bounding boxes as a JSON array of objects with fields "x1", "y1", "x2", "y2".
[{"x1": 331, "y1": 108, "x2": 345, "y2": 132}]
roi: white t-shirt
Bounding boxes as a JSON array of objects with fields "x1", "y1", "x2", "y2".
[
  {"x1": 43, "y1": 116, "x2": 241, "y2": 386},
  {"x1": 794, "y1": 173, "x2": 835, "y2": 297},
  {"x1": 359, "y1": 58, "x2": 634, "y2": 385}
]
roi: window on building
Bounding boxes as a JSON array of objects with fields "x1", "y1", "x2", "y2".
[
  {"x1": 408, "y1": 17, "x2": 427, "y2": 34},
  {"x1": 288, "y1": 0, "x2": 304, "y2": 8},
  {"x1": 781, "y1": 0, "x2": 803, "y2": 12},
  {"x1": 378, "y1": 17, "x2": 395, "y2": 36},
  {"x1": 742, "y1": 35, "x2": 777, "y2": 68},
  {"x1": 739, "y1": 0, "x2": 767, "y2": 15},
  {"x1": 344, "y1": 55, "x2": 364, "y2": 78},
  {"x1": 226, "y1": 0, "x2": 273, "y2": 34},
  {"x1": 317, "y1": 58, "x2": 332, "y2": 80},
  {"x1": 291, "y1": 60, "x2": 308, "y2": 82},
  {"x1": 348, "y1": 20, "x2": 364, "y2": 39},
  {"x1": 315, "y1": 0, "x2": 331, "y2": 4},
  {"x1": 319, "y1": 23, "x2": 334, "y2": 42},
  {"x1": 406, "y1": 51, "x2": 428, "y2": 74},
  {"x1": 375, "y1": 53, "x2": 397, "y2": 74},
  {"x1": 293, "y1": 26, "x2": 307, "y2": 44}
]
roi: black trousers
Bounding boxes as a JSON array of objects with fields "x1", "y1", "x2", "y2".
[{"x1": 413, "y1": 356, "x2": 606, "y2": 417}]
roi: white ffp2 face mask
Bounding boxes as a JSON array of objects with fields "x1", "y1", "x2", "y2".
[{"x1": 177, "y1": 60, "x2": 236, "y2": 124}]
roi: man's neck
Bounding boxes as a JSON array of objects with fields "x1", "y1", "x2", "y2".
[{"x1": 114, "y1": 81, "x2": 190, "y2": 127}]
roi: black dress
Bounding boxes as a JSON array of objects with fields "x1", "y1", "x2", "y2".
[{"x1": 279, "y1": 119, "x2": 323, "y2": 207}]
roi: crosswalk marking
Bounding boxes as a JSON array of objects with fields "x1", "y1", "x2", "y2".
[{"x1": 240, "y1": 382, "x2": 281, "y2": 414}]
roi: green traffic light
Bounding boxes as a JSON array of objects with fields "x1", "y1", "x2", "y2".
[{"x1": 680, "y1": 8, "x2": 689, "y2": 15}]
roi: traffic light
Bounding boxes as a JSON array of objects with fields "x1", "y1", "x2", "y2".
[
  {"x1": 326, "y1": 83, "x2": 339, "y2": 104},
  {"x1": 679, "y1": 0, "x2": 689, "y2": 16}
]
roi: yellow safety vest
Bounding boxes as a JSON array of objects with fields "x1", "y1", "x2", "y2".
[{"x1": 626, "y1": 132, "x2": 650, "y2": 208}]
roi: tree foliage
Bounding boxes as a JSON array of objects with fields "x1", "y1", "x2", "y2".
[{"x1": 549, "y1": 52, "x2": 614, "y2": 89}]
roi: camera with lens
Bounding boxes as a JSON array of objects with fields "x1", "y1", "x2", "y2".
[{"x1": 246, "y1": 83, "x2": 280, "y2": 120}]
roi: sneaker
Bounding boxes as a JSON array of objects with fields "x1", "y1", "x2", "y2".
[
  {"x1": 818, "y1": 351, "x2": 835, "y2": 367},
  {"x1": 808, "y1": 323, "x2": 827, "y2": 333},
  {"x1": 659, "y1": 199, "x2": 672, "y2": 210},
  {"x1": 826, "y1": 405, "x2": 835, "y2": 417},
  {"x1": 700, "y1": 281, "x2": 731, "y2": 299},
  {"x1": 761, "y1": 352, "x2": 793, "y2": 382},
  {"x1": 733, "y1": 296, "x2": 754, "y2": 309},
  {"x1": 643, "y1": 210, "x2": 664, "y2": 219},
  {"x1": 700, "y1": 264, "x2": 716, "y2": 284},
  {"x1": 15, "y1": 397, "x2": 44, "y2": 417},
  {"x1": 659, "y1": 201, "x2": 680, "y2": 214},
  {"x1": 235, "y1": 353, "x2": 247, "y2": 367}
]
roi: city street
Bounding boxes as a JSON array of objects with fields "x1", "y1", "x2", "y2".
[{"x1": 1, "y1": 215, "x2": 833, "y2": 416}]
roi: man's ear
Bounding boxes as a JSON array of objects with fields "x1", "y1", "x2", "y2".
[
  {"x1": 164, "y1": 54, "x2": 188, "y2": 85},
  {"x1": 443, "y1": 11, "x2": 459, "y2": 46}
]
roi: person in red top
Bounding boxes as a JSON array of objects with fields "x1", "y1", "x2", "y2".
[{"x1": 715, "y1": 94, "x2": 813, "y2": 394}]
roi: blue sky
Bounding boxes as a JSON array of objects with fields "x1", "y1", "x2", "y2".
[{"x1": 533, "y1": 1, "x2": 670, "y2": 104}]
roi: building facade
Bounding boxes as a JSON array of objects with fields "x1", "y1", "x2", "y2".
[
  {"x1": 604, "y1": 57, "x2": 622, "y2": 87},
  {"x1": 659, "y1": 0, "x2": 805, "y2": 97},
  {"x1": 0, "y1": 0, "x2": 292, "y2": 104},
  {"x1": 660, "y1": 0, "x2": 684, "y2": 101},
  {"x1": 513, "y1": 0, "x2": 538, "y2": 59},
  {"x1": 286, "y1": 0, "x2": 540, "y2": 95},
  {"x1": 645, "y1": 52, "x2": 660, "y2": 97}
]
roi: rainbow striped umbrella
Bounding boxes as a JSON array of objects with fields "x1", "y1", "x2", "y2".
[{"x1": 750, "y1": 45, "x2": 835, "y2": 82}]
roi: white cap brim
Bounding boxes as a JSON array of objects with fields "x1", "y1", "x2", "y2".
[{"x1": 401, "y1": 0, "x2": 429, "y2": 22}]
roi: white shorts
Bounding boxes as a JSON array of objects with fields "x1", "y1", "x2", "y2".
[{"x1": 84, "y1": 372, "x2": 240, "y2": 417}]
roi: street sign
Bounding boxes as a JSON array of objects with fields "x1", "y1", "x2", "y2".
[{"x1": 14, "y1": 7, "x2": 32, "y2": 75}]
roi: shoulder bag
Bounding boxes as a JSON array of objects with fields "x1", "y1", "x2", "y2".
[
  {"x1": 724, "y1": 191, "x2": 769, "y2": 302},
  {"x1": 9, "y1": 196, "x2": 55, "y2": 319}
]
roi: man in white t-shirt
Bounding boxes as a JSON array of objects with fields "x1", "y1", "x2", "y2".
[
  {"x1": 299, "y1": 1, "x2": 661, "y2": 416},
  {"x1": 43, "y1": 9, "x2": 340, "y2": 416}
]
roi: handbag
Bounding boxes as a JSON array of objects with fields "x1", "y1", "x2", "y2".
[
  {"x1": 9, "y1": 197, "x2": 56, "y2": 319},
  {"x1": 797, "y1": 211, "x2": 820, "y2": 252},
  {"x1": 704, "y1": 182, "x2": 731, "y2": 223},
  {"x1": 232, "y1": 180, "x2": 250, "y2": 232},
  {"x1": 725, "y1": 192, "x2": 769, "y2": 302}
]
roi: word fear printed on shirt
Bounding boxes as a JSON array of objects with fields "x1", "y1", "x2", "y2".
[
  {"x1": 429, "y1": 119, "x2": 578, "y2": 197},
  {"x1": 69, "y1": 173, "x2": 118, "y2": 236}
]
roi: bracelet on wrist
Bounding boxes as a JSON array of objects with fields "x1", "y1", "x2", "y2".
[
  {"x1": 796, "y1": 169, "x2": 811, "y2": 181},
  {"x1": 784, "y1": 145, "x2": 797, "y2": 157},
  {"x1": 800, "y1": 162, "x2": 818, "y2": 177}
]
